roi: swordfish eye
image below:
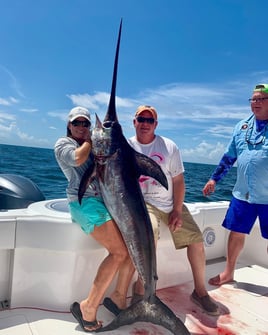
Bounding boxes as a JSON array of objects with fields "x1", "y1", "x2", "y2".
[{"x1": 103, "y1": 121, "x2": 112, "y2": 128}]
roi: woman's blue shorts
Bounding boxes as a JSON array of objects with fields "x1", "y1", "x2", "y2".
[{"x1": 69, "y1": 197, "x2": 112, "y2": 234}]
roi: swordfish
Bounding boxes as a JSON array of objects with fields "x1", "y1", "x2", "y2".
[{"x1": 79, "y1": 20, "x2": 190, "y2": 335}]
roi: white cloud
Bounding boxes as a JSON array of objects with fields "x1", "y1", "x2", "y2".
[
  {"x1": 20, "y1": 108, "x2": 39, "y2": 113},
  {"x1": 48, "y1": 110, "x2": 69, "y2": 122},
  {"x1": 0, "y1": 98, "x2": 12, "y2": 106},
  {"x1": 181, "y1": 141, "x2": 226, "y2": 164},
  {"x1": 67, "y1": 92, "x2": 135, "y2": 110},
  {"x1": 205, "y1": 125, "x2": 234, "y2": 139},
  {"x1": 0, "y1": 96, "x2": 19, "y2": 106},
  {"x1": 2, "y1": 72, "x2": 268, "y2": 163},
  {"x1": 0, "y1": 112, "x2": 16, "y2": 121},
  {"x1": 0, "y1": 65, "x2": 25, "y2": 98}
]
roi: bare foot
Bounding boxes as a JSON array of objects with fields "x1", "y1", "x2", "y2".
[
  {"x1": 208, "y1": 273, "x2": 235, "y2": 286},
  {"x1": 70, "y1": 302, "x2": 103, "y2": 332},
  {"x1": 80, "y1": 300, "x2": 97, "y2": 323}
]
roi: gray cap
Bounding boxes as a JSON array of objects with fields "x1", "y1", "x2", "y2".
[{"x1": 68, "y1": 106, "x2": 91, "y2": 122}]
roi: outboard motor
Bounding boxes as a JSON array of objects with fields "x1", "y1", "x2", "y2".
[{"x1": 0, "y1": 174, "x2": 45, "y2": 210}]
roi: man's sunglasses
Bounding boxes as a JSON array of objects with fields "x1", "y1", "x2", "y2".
[
  {"x1": 248, "y1": 97, "x2": 268, "y2": 103},
  {"x1": 136, "y1": 116, "x2": 155, "y2": 124},
  {"x1": 71, "y1": 120, "x2": 91, "y2": 128}
]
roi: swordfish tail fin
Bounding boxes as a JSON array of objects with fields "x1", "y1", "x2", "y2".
[{"x1": 96, "y1": 295, "x2": 190, "y2": 335}]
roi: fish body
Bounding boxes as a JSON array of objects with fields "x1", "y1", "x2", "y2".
[
  {"x1": 93, "y1": 115, "x2": 160, "y2": 294},
  {"x1": 80, "y1": 20, "x2": 190, "y2": 335}
]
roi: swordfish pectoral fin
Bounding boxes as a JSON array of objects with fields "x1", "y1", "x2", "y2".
[
  {"x1": 134, "y1": 151, "x2": 168, "y2": 190},
  {"x1": 78, "y1": 156, "x2": 96, "y2": 204},
  {"x1": 96, "y1": 295, "x2": 190, "y2": 334}
]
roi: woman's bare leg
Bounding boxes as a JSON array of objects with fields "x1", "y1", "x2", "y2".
[
  {"x1": 110, "y1": 258, "x2": 135, "y2": 309},
  {"x1": 80, "y1": 219, "x2": 129, "y2": 321}
]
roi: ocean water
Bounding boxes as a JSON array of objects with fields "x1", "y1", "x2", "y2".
[{"x1": 0, "y1": 143, "x2": 237, "y2": 203}]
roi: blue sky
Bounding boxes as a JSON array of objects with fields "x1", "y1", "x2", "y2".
[{"x1": 1, "y1": 0, "x2": 268, "y2": 164}]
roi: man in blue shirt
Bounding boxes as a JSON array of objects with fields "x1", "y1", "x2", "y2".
[{"x1": 203, "y1": 84, "x2": 268, "y2": 286}]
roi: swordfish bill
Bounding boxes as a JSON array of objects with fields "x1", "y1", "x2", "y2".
[{"x1": 80, "y1": 19, "x2": 190, "y2": 335}]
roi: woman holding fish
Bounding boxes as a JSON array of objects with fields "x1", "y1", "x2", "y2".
[{"x1": 54, "y1": 106, "x2": 134, "y2": 332}]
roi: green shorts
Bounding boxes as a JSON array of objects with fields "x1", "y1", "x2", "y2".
[
  {"x1": 146, "y1": 203, "x2": 203, "y2": 249},
  {"x1": 69, "y1": 197, "x2": 112, "y2": 234}
]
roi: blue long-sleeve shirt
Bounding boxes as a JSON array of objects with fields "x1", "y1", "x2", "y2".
[{"x1": 210, "y1": 115, "x2": 268, "y2": 204}]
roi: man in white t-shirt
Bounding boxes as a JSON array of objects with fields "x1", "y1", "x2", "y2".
[{"x1": 128, "y1": 105, "x2": 219, "y2": 316}]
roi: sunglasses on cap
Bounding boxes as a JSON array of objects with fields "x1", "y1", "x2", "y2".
[
  {"x1": 71, "y1": 120, "x2": 91, "y2": 128},
  {"x1": 136, "y1": 116, "x2": 155, "y2": 124}
]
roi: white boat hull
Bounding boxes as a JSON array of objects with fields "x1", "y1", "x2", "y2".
[{"x1": 1, "y1": 199, "x2": 268, "y2": 334}]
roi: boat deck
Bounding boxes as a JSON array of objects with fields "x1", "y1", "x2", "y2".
[{"x1": 1, "y1": 260, "x2": 268, "y2": 335}]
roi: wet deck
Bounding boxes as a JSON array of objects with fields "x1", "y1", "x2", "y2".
[{"x1": 1, "y1": 261, "x2": 268, "y2": 335}]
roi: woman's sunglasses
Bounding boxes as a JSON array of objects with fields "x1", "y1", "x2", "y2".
[{"x1": 71, "y1": 120, "x2": 91, "y2": 128}]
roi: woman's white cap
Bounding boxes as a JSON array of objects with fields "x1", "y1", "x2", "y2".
[{"x1": 68, "y1": 106, "x2": 91, "y2": 122}]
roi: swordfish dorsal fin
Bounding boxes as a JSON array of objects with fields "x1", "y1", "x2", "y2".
[{"x1": 103, "y1": 19, "x2": 122, "y2": 124}]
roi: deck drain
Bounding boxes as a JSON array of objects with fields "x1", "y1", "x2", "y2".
[{"x1": 0, "y1": 299, "x2": 10, "y2": 310}]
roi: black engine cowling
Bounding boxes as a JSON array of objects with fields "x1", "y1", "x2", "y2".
[{"x1": 0, "y1": 174, "x2": 45, "y2": 210}]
